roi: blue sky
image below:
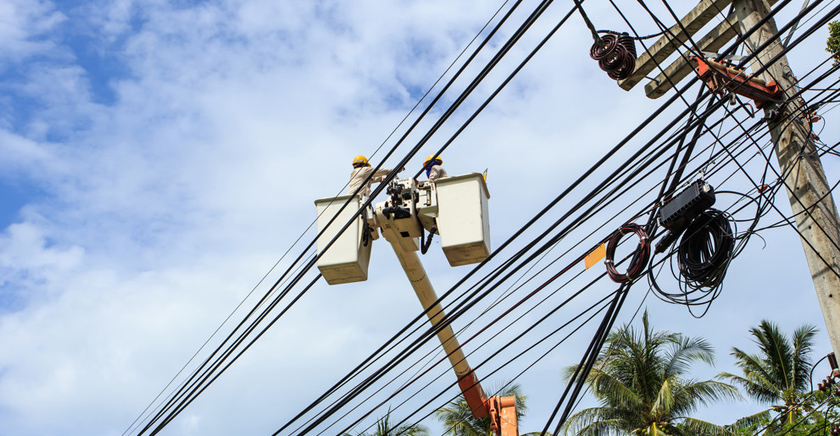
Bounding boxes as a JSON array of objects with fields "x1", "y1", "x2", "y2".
[{"x1": 1, "y1": 0, "x2": 838, "y2": 435}]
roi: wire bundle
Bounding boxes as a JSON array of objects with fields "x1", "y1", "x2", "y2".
[
  {"x1": 121, "y1": 0, "x2": 840, "y2": 434},
  {"x1": 677, "y1": 209, "x2": 735, "y2": 290},
  {"x1": 605, "y1": 223, "x2": 651, "y2": 282}
]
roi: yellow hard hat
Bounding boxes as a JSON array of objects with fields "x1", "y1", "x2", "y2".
[
  {"x1": 423, "y1": 154, "x2": 442, "y2": 167},
  {"x1": 352, "y1": 155, "x2": 369, "y2": 166}
]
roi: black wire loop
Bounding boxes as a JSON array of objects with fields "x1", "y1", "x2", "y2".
[{"x1": 677, "y1": 209, "x2": 734, "y2": 289}]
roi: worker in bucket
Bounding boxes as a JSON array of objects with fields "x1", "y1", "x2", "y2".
[
  {"x1": 422, "y1": 154, "x2": 448, "y2": 182},
  {"x1": 348, "y1": 155, "x2": 402, "y2": 198}
]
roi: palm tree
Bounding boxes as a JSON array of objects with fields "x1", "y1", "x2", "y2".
[
  {"x1": 436, "y1": 382, "x2": 531, "y2": 436},
  {"x1": 563, "y1": 310, "x2": 741, "y2": 435},
  {"x1": 720, "y1": 320, "x2": 817, "y2": 423},
  {"x1": 351, "y1": 408, "x2": 429, "y2": 436}
]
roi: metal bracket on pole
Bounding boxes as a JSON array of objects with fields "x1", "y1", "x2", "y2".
[{"x1": 692, "y1": 56, "x2": 782, "y2": 108}]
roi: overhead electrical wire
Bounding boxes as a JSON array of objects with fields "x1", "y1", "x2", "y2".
[
  {"x1": 530, "y1": 2, "x2": 840, "y2": 432},
  {"x1": 326, "y1": 2, "x2": 808, "y2": 422},
  {"x1": 290, "y1": 32, "x2": 832, "y2": 436},
  {"x1": 648, "y1": 109, "x2": 828, "y2": 314},
  {"x1": 452, "y1": 119, "x2": 721, "y2": 337},
  {"x1": 131, "y1": 0, "x2": 560, "y2": 432},
  {"x1": 708, "y1": 66, "x2": 840, "y2": 278},
  {"x1": 124, "y1": 2, "x2": 532, "y2": 431},
  {"x1": 620, "y1": 0, "x2": 840, "y2": 266},
  {"x1": 270, "y1": 3, "x2": 604, "y2": 435},
  {"x1": 339, "y1": 259, "x2": 627, "y2": 436},
  {"x1": 344, "y1": 84, "x2": 804, "y2": 436},
  {"x1": 302, "y1": 10, "x2": 840, "y2": 436},
  {"x1": 288, "y1": 73, "x2": 748, "y2": 434},
  {"x1": 153, "y1": 0, "x2": 612, "y2": 432},
  {"x1": 128, "y1": 1, "x2": 840, "y2": 434},
  {"x1": 390, "y1": 116, "x2": 764, "y2": 432},
  {"x1": 286, "y1": 79, "x2": 720, "y2": 436}
]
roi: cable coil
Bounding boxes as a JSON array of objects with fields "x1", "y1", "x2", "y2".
[
  {"x1": 677, "y1": 209, "x2": 734, "y2": 289},
  {"x1": 605, "y1": 223, "x2": 651, "y2": 283}
]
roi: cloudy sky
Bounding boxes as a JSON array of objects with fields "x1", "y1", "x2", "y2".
[{"x1": 1, "y1": 0, "x2": 838, "y2": 435}]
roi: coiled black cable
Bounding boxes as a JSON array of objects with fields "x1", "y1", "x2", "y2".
[{"x1": 677, "y1": 209, "x2": 734, "y2": 289}]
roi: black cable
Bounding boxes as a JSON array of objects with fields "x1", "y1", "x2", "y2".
[
  {"x1": 268, "y1": 3, "x2": 604, "y2": 433},
  {"x1": 549, "y1": 284, "x2": 632, "y2": 436},
  {"x1": 811, "y1": 353, "x2": 833, "y2": 394},
  {"x1": 597, "y1": 28, "x2": 668, "y2": 40},
  {"x1": 320, "y1": 99, "x2": 776, "y2": 436},
  {"x1": 651, "y1": 6, "x2": 840, "y2": 286},
  {"x1": 286, "y1": 66, "x2": 720, "y2": 434},
  {"x1": 677, "y1": 209, "x2": 735, "y2": 289},
  {"x1": 138, "y1": 1, "x2": 840, "y2": 434},
  {"x1": 347, "y1": 272, "x2": 619, "y2": 436},
  {"x1": 300, "y1": 66, "x2": 780, "y2": 434},
  {"x1": 134, "y1": 0, "x2": 548, "y2": 432}
]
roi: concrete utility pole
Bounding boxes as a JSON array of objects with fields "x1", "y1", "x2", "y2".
[
  {"x1": 734, "y1": 0, "x2": 840, "y2": 357},
  {"x1": 620, "y1": 0, "x2": 840, "y2": 356}
]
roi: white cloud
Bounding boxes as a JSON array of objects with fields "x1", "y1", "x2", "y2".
[
  {"x1": 0, "y1": 0, "x2": 837, "y2": 435},
  {"x1": 0, "y1": 0, "x2": 65, "y2": 71}
]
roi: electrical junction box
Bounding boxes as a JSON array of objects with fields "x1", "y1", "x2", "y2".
[
  {"x1": 435, "y1": 173, "x2": 491, "y2": 267},
  {"x1": 314, "y1": 195, "x2": 371, "y2": 285},
  {"x1": 659, "y1": 180, "x2": 716, "y2": 232}
]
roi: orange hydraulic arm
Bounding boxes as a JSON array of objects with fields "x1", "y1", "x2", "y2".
[
  {"x1": 458, "y1": 371, "x2": 518, "y2": 435},
  {"x1": 377, "y1": 207, "x2": 518, "y2": 436}
]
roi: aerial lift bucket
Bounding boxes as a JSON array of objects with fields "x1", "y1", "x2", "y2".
[
  {"x1": 314, "y1": 195, "x2": 372, "y2": 284},
  {"x1": 434, "y1": 173, "x2": 491, "y2": 266}
]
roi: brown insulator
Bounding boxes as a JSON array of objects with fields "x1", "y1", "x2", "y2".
[
  {"x1": 599, "y1": 44, "x2": 627, "y2": 72},
  {"x1": 592, "y1": 32, "x2": 637, "y2": 81},
  {"x1": 619, "y1": 33, "x2": 636, "y2": 58},
  {"x1": 608, "y1": 33, "x2": 637, "y2": 79},
  {"x1": 590, "y1": 34, "x2": 618, "y2": 61},
  {"x1": 608, "y1": 51, "x2": 637, "y2": 80}
]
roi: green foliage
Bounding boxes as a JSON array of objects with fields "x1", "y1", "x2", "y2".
[
  {"x1": 723, "y1": 320, "x2": 835, "y2": 436},
  {"x1": 350, "y1": 408, "x2": 429, "y2": 436},
  {"x1": 727, "y1": 390, "x2": 840, "y2": 436},
  {"x1": 562, "y1": 310, "x2": 740, "y2": 435},
  {"x1": 720, "y1": 321, "x2": 817, "y2": 410},
  {"x1": 828, "y1": 21, "x2": 840, "y2": 66}
]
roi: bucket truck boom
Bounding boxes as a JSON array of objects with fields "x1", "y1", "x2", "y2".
[{"x1": 315, "y1": 173, "x2": 517, "y2": 436}]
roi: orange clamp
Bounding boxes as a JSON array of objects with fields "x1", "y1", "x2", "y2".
[{"x1": 692, "y1": 56, "x2": 782, "y2": 109}]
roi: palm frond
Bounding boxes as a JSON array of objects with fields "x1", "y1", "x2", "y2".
[{"x1": 677, "y1": 417, "x2": 734, "y2": 436}]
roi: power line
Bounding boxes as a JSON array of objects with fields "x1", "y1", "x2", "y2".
[{"x1": 129, "y1": 0, "x2": 840, "y2": 434}]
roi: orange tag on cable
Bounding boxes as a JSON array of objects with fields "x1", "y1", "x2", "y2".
[{"x1": 584, "y1": 243, "x2": 606, "y2": 270}]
